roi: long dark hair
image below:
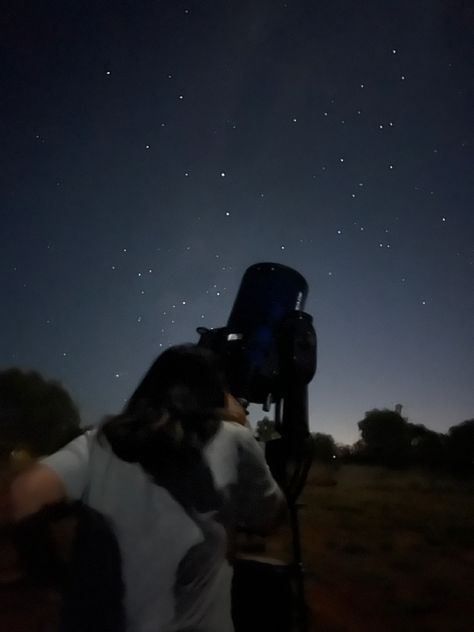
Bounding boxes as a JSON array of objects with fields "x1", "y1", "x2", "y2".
[{"x1": 99, "y1": 344, "x2": 227, "y2": 512}]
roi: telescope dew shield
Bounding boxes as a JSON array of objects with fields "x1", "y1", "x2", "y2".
[
  {"x1": 227, "y1": 263, "x2": 308, "y2": 331},
  {"x1": 224, "y1": 263, "x2": 309, "y2": 403}
]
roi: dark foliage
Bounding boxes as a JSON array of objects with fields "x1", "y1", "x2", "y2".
[
  {"x1": 354, "y1": 409, "x2": 473, "y2": 475},
  {"x1": 409, "y1": 424, "x2": 447, "y2": 468},
  {"x1": 311, "y1": 433, "x2": 338, "y2": 463},
  {"x1": 0, "y1": 368, "x2": 81, "y2": 459},
  {"x1": 447, "y1": 419, "x2": 474, "y2": 474},
  {"x1": 358, "y1": 409, "x2": 412, "y2": 466}
]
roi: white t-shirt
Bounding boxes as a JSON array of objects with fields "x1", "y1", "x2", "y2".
[{"x1": 42, "y1": 420, "x2": 283, "y2": 632}]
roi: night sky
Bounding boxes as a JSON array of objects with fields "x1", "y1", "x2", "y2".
[{"x1": 1, "y1": 1, "x2": 473, "y2": 444}]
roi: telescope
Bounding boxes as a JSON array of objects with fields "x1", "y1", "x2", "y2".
[{"x1": 197, "y1": 262, "x2": 317, "y2": 632}]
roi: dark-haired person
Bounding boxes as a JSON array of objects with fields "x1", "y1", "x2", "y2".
[
  {"x1": 8, "y1": 344, "x2": 284, "y2": 632},
  {"x1": 0, "y1": 368, "x2": 125, "y2": 632}
]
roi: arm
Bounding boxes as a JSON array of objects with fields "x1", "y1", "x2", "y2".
[
  {"x1": 8, "y1": 432, "x2": 91, "y2": 523},
  {"x1": 234, "y1": 427, "x2": 286, "y2": 533},
  {"x1": 9, "y1": 463, "x2": 67, "y2": 522}
]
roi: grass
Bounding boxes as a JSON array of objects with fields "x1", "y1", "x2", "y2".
[{"x1": 268, "y1": 463, "x2": 474, "y2": 631}]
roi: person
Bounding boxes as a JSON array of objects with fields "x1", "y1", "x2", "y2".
[
  {"x1": 8, "y1": 344, "x2": 284, "y2": 631},
  {"x1": 0, "y1": 368, "x2": 125, "y2": 632}
]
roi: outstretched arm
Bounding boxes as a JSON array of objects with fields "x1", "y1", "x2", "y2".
[
  {"x1": 7, "y1": 431, "x2": 92, "y2": 523},
  {"x1": 8, "y1": 463, "x2": 67, "y2": 522}
]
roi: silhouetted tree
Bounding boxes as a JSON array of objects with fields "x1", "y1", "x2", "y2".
[
  {"x1": 311, "y1": 432, "x2": 338, "y2": 462},
  {"x1": 348, "y1": 439, "x2": 368, "y2": 462},
  {"x1": 336, "y1": 443, "x2": 353, "y2": 461},
  {"x1": 407, "y1": 423, "x2": 447, "y2": 468},
  {"x1": 358, "y1": 408, "x2": 411, "y2": 465},
  {"x1": 447, "y1": 419, "x2": 474, "y2": 474},
  {"x1": 0, "y1": 368, "x2": 81, "y2": 461}
]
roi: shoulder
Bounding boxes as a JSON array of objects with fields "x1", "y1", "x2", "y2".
[
  {"x1": 208, "y1": 421, "x2": 261, "y2": 456},
  {"x1": 203, "y1": 422, "x2": 251, "y2": 488},
  {"x1": 216, "y1": 420, "x2": 255, "y2": 441},
  {"x1": 205, "y1": 422, "x2": 264, "y2": 477},
  {"x1": 219, "y1": 421, "x2": 265, "y2": 456}
]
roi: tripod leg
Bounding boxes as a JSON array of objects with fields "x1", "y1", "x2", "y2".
[{"x1": 289, "y1": 501, "x2": 309, "y2": 632}]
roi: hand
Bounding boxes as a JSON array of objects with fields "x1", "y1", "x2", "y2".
[{"x1": 217, "y1": 393, "x2": 248, "y2": 426}]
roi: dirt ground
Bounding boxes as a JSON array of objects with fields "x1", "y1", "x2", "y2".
[{"x1": 261, "y1": 463, "x2": 474, "y2": 632}]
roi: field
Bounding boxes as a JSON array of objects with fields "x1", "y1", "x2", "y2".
[{"x1": 263, "y1": 463, "x2": 474, "y2": 632}]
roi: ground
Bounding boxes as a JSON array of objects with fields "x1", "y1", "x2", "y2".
[{"x1": 259, "y1": 463, "x2": 474, "y2": 632}]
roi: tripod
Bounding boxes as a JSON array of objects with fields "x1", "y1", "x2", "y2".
[{"x1": 198, "y1": 262, "x2": 317, "y2": 632}]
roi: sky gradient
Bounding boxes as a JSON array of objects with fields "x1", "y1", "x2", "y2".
[{"x1": 1, "y1": 0, "x2": 473, "y2": 444}]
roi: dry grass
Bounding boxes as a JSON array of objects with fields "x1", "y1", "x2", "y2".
[{"x1": 274, "y1": 463, "x2": 474, "y2": 631}]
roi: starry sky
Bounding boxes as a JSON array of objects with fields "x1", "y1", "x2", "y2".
[{"x1": 1, "y1": 0, "x2": 473, "y2": 444}]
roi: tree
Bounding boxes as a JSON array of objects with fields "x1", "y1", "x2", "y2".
[
  {"x1": 357, "y1": 408, "x2": 411, "y2": 465},
  {"x1": 0, "y1": 368, "x2": 81, "y2": 461},
  {"x1": 311, "y1": 432, "x2": 338, "y2": 462},
  {"x1": 349, "y1": 439, "x2": 368, "y2": 461},
  {"x1": 447, "y1": 419, "x2": 474, "y2": 474},
  {"x1": 407, "y1": 423, "x2": 447, "y2": 468}
]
